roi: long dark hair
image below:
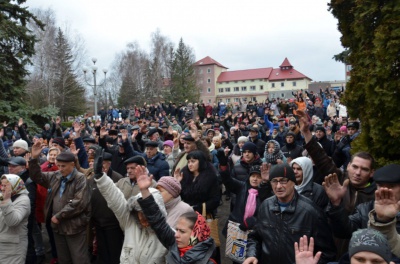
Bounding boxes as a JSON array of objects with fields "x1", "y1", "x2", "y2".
[{"x1": 186, "y1": 150, "x2": 208, "y2": 172}]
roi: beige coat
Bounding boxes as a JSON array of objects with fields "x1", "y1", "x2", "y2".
[
  {"x1": 96, "y1": 174, "x2": 167, "y2": 263},
  {"x1": 368, "y1": 209, "x2": 400, "y2": 257},
  {"x1": 115, "y1": 177, "x2": 157, "y2": 200},
  {"x1": 0, "y1": 194, "x2": 30, "y2": 264}
]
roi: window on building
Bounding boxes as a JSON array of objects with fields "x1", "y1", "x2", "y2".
[
  {"x1": 251, "y1": 79, "x2": 255, "y2": 82},
  {"x1": 251, "y1": 97, "x2": 257, "y2": 101},
  {"x1": 281, "y1": 82, "x2": 284, "y2": 87},
  {"x1": 225, "y1": 87, "x2": 231, "y2": 92},
  {"x1": 226, "y1": 98, "x2": 230, "y2": 103},
  {"x1": 281, "y1": 93, "x2": 285, "y2": 98},
  {"x1": 207, "y1": 78, "x2": 211, "y2": 83},
  {"x1": 207, "y1": 88, "x2": 211, "y2": 93},
  {"x1": 219, "y1": 99, "x2": 223, "y2": 102},
  {"x1": 271, "y1": 83, "x2": 275, "y2": 88},
  {"x1": 218, "y1": 88, "x2": 224, "y2": 93},
  {"x1": 260, "y1": 85, "x2": 264, "y2": 90},
  {"x1": 250, "y1": 86, "x2": 256, "y2": 91},
  {"x1": 271, "y1": 93, "x2": 275, "y2": 98},
  {"x1": 241, "y1": 86, "x2": 247, "y2": 91},
  {"x1": 208, "y1": 99, "x2": 211, "y2": 103},
  {"x1": 234, "y1": 87, "x2": 239, "y2": 92},
  {"x1": 234, "y1": 98, "x2": 239, "y2": 102},
  {"x1": 292, "y1": 81, "x2": 297, "y2": 87},
  {"x1": 242, "y1": 80, "x2": 245, "y2": 83},
  {"x1": 207, "y1": 68, "x2": 211, "y2": 73}
]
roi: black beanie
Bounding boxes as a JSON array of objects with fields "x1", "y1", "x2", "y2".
[
  {"x1": 269, "y1": 163, "x2": 296, "y2": 183},
  {"x1": 315, "y1": 126, "x2": 326, "y2": 134},
  {"x1": 242, "y1": 142, "x2": 257, "y2": 155}
]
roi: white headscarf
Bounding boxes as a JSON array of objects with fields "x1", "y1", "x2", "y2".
[
  {"x1": 1, "y1": 174, "x2": 29, "y2": 196},
  {"x1": 290, "y1": 157, "x2": 313, "y2": 194}
]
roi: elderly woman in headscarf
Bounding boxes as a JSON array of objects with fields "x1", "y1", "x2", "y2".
[
  {"x1": 290, "y1": 157, "x2": 328, "y2": 209},
  {"x1": 136, "y1": 166, "x2": 217, "y2": 264},
  {"x1": 156, "y1": 176, "x2": 194, "y2": 227},
  {"x1": 0, "y1": 174, "x2": 31, "y2": 263},
  {"x1": 93, "y1": 149, "x2": 168, "y2": 263}
]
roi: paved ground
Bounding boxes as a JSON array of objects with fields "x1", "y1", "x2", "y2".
[{"x1": 40, "y1": 195, "x2": 232, "y2": 264}]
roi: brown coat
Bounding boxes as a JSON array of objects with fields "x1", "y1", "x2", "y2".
[{"x1": 29, "y1": 159, "x2": 91, "y2": 235}]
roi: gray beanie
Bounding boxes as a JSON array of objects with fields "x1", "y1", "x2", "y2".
[{"x1": 349, "y1": 228, "x2": 391, "y2": 263}]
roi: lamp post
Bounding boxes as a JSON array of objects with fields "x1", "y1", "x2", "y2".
[{"x1": 83, "y1": 57, "x2": 107, "y2": 121}]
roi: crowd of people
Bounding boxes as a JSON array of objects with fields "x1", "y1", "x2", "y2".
[{"x1": 0, "y1": 87, "x2": 399, "y2": 264}]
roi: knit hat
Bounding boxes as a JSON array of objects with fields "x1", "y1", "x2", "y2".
[
  {"x1": 315, "y1": 126, "x2": 326, "y2": 134},
  {"x1": 13, "y1": 139, "x2": 29, "y2": 152},
  {"x1": 242, "y1": 142, "x2": 257, "y2": 155},
  {"x1": 163, "y1": 140, "x2": 174, "y2": 149},
  {"x1": 157, "y1": 176, "x2": 181, "y2": 198},
  {"x1": 269, "y1": 163, "x2": 296, "y2": 183},
  {"x1": 52, "y1": 137, "x2": 66, "y2": 149},
  {"x1": 340, "y1": 126, "x2": 347, "y2": 132},
  {"x1": 249, "y1": 165, "x2": 261, "y2": 175},
  {"x1": 349, "y1": 229, "x2": 391, "y2": 264}
]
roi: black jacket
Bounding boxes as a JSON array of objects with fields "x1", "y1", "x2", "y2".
[
  {"x1": 99, "y1": 138, "x2": 134, "y2": 176},
  {"x1": 281, "y1": 142, "x2": 303, "y2": 160},
  {"x1": 246, "y1": 191, "x2": 336, "y2": 263},
  {"x1": 180, "y1": 163, "x2": 220, "y2": 215},
  {"x1": 220, "y1": 168, "x2": 273, "y2": 236},
  {"x1": 139, "y1": 195, "x2": 216, "y2": 264},
  {"x1": 248, "y1": 137, "x2": 265, "y2": 158}
]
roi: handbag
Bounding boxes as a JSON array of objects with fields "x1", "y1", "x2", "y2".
[
  {"x1": 225, "y1": 220, "x2": 251, "y2": 262},
  {"x1": 202, "y1": 203, "x2": 221, "y2": 247}
]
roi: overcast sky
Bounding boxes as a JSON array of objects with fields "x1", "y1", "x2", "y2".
[{"x1": 24, "y1": 0, "x2": 345, "y2": 82}]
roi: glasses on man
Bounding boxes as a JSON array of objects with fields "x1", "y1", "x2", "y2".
[{"x1": 270, "y1": 178, "x2": 289, "y2": 185}]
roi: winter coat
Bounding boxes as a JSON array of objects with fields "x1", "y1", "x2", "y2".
[
  {"x1": 246, "y1": 191, "x2": 337, "y2": 263},
  {"x1": 132, "y1": 151, "x2": 170, "y2": 181},
  {"x1": 139, "y1": 195, "x2": 216, "y2": 264},
  {"x1": 368, "y1": 209, "x2": 400, "y2": 258},
  {"x1": 0, "y1": 194, "x2": 30, "y2": 264},
  {"x1": 248, "y1": 137, "x2": 266, "y2": 158},
  {"x1": 95, "y1": 175, "x2": 167, "y2": 264},
  {"x1": 291, "y1": 157, "x2": 329, "y2": 210},
  {"x1": 220, "y1": 168, "x2": 273, "y2": 236},
  {"x1": 180, "y1": 164, "x2": 220, "y2": 215},
  {"x1": 164, "y1": 196, "x2": 193, "y2": 228},
  {"x1": 281, "y1": 142, "x2": 303, "y2": 161},
  {"x1": 116, "y1": 177, "x2": 157, "y2": 200},
  {"x1": 29, "y1": 159, "x2": 91, "y2": 235}
]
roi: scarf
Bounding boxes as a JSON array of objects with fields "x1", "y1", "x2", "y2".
[
  {"x1": 188, "y1": 212, "x2": 210, "y2": 246},
  {"x1": 1, "y1": 174, "x2": 29, "y2": 197},
  {"x1": 243, "y1": 188, "x2": 258, "y2": 223},
  {"x1": 264, "y1": 139, "x2": 284, "y2": 164}
]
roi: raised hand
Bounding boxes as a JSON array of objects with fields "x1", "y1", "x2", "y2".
[
  {"x1": 136, "y1": 165, "x2": 153, "y2": 191},
  {"x1": 93, "y1": 147, "x2": 104, "y2": 179},
  {"x1": 73, "y1": 121, "x2": 81, "y2": 134},
  {"x1": 261, "y1": 162, "x2": 271, "y2": 182},
  {"x1": 174, "y1": 168, "x2": 183, "y2": 182},
  {"x1": 99, "y1": 127, "x2": 108, "y2": 138},
  {"x1": 0, "y1": 128, "x2": 3, "y2": 138},
  {"x1": 2, "y1": 121, "x2": 7, "y2": 127},
  {"x1": 18, "y1": 118, "x2": 24, "y2": 127},
  {"x1": 131, "y1": 129, "x2": 138, "y2": 141},
  {"x1": 334, "y1": 131, "x2": 342, "y2": 142},
  {"x1": 69, "y1": 143, "x2": 80, "y2": 156},
  {"x1": 1, "y1": 181, "x2": 12, "y2": 204},
  {"x1": 374, "y1": 187, "x2": 400, "y2": 222},
  {"x1": 95, "y1": 119, "x2": 101, "y2": 127},
  {"x1": 56, "y1": 116, "x2": 61, "y2": 125},
  {"x1": 31, "y1": 140, "x2": 43, "y2": 159},
  {"x1": 24, "y1": 153, "x2": 32, "y2": 165},
  {"x1": 120, "y1": 129, "x2": 128, "y2": 141},
  {"x1": 189, "y1": 124, "x2": 198, "y2": 141},
  {"x1": 296, "y1": 110, "x2": 311, "y2": 136},
  {"x1": 294, "y1": 235, "x2": 321, "y2": 264},
  {"x1": 322, "y1": 173, "x2": 349, "y2": 206}
]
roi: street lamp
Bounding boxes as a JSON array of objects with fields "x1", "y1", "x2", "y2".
[{"x1": 83, "y1": 57, "x2": 107, "y2": 121}]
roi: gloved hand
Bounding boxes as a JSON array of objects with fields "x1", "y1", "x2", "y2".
[
  {"x1": 216, "y1": 149, "x2": 228, "y2": 166},
  {"x1": 93, "y1": 147, "x2": 104, "y2": 179},
  {"x1": 238, "y1": 223, "x2": 248, "y2": 231}
]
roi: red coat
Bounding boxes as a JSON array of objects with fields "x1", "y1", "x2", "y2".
[{"x1": 36, "y1": 161, "x2": 59, "y2": 222}]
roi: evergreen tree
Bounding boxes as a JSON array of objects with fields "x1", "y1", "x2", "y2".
[
  {"x1": 52, "y1": 28, "x2": 86, "y2": 120},
  {"x1": 166, "y1": 38, "x2": 199, "y2": 103},
  {"x1": 330, "y1": 0, "x2": 400, "y2": 165}
]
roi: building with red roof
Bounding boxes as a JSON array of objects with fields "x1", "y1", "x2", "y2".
[{"x1": 194, "y1": 57, "x2": 312, "y2": 104}]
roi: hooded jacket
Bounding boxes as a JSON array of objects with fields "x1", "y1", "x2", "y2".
[{"x1": 290, "y1": 157, "x2": 329, "y2": 209}]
